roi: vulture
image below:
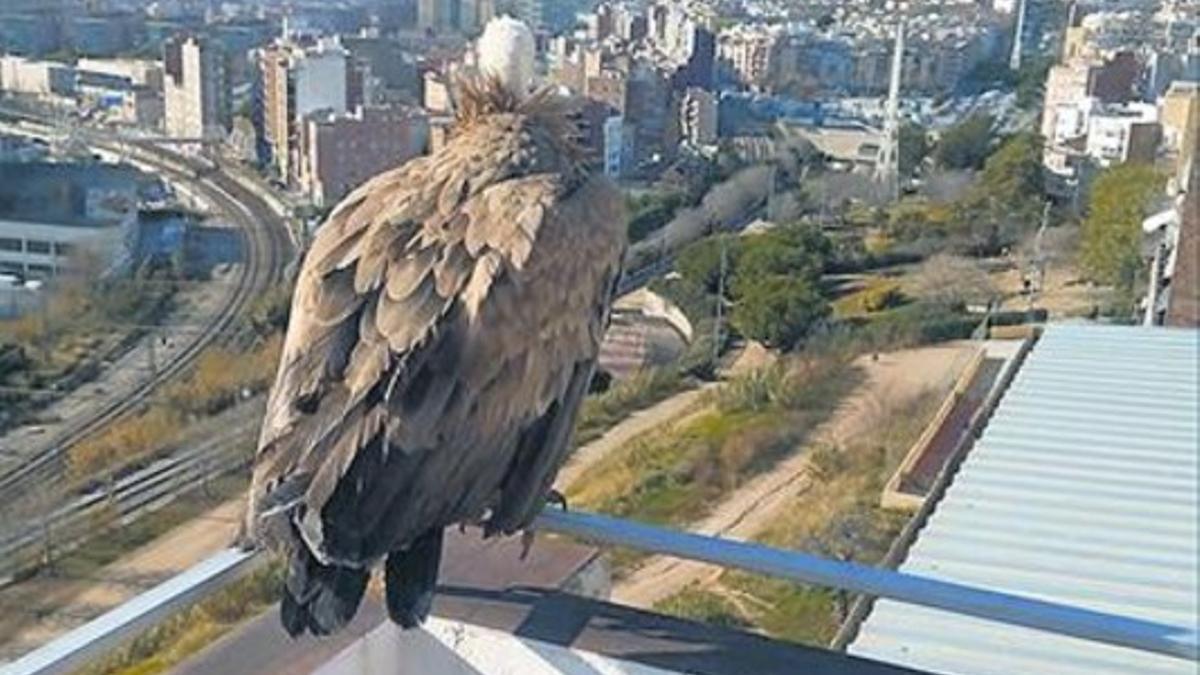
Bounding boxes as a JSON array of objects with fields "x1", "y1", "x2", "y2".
[{"x1": 244, "y1": 17, "x2": 626, "y2": 637}]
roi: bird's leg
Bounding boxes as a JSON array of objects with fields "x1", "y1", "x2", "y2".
[
  {"x1": 520, "y1": 529, "x2": 536, "y2": 561},
  {"x1": 519, "y1": 490, "x2": 569, "y2": 560}
]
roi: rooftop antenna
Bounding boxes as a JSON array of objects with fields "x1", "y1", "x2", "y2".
[
  {"x1": 1010, "y1": 0, "x2": 1027, "y2": 71},
  {"x1": 281, "y1": 4, "x2": 293, "y2": 42},
  {"x1": 875, "y1": 18, "x2": 904, "y2": 203}
]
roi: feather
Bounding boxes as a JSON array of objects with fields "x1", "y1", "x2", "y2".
[
  {"x1": 385, "y1": 247, "x2": 436, "y2": 300},
  {"x1": 247, "y1": 79, "x2": 628, "y2": 639},
  {"x1": 375, "y1": 275, "x2": 447, "y2": 353}
]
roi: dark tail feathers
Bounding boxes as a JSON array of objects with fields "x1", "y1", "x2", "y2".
[
  {"x1": 385, "y1": 527, "x2": 444, "y2": 629},
  {"x1": 280, "y1": 545, "x2": 369, "y2": 638}
]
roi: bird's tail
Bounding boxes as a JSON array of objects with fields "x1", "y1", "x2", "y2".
[
  {"x1": 280, "y1": 545, "x2": 369, "y2": 637},
  {"x1": 384, "y1": 527, "x2": 445, "y2": 629}
]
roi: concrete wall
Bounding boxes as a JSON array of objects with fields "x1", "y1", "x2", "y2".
[{"x1": 0, "y1": 217, "x2": 131, "y2": 278}]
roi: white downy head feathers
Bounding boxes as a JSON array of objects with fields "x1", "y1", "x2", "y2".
[{"x1": 476, "y1": 16, "x2": 536, "y2": 95}]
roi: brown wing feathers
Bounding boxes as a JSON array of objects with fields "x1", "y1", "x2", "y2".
[{"x1": 249, "y1": 113, "x2": 624, "y2": 570}]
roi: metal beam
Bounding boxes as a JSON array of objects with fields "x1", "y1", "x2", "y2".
[
  {"x1": 3, "y1": 509, "x2": 1196, "y2": 675},
  {"x1": 1, "y1": 549, "x2": 263, "y2": 675},
  {"x1": 537, "y1": 509, "x2": 1199, "y2": 662}
]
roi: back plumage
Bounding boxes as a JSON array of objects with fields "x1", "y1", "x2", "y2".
[{"x1": 244, "y1": 55, "x2": 626, "y2": 635}]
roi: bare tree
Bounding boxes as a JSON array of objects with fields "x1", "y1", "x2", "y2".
[{"x1": 910, "y1": 254, "x2": 998, "y2": 309}]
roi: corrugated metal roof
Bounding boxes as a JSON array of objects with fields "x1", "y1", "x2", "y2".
[{"x1": 851, "y1": 324, "x2": 1199, "y2": 675}]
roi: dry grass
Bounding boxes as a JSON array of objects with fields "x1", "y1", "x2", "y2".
[
  {"x1": 652, "y1": 388, "x2": 943, "y2": 646},
  {"x1": 567, "y1": 354, "x2": 860, "y2": 530},
  {"x1": 68, "y1": 336, "x2": 281, "y2": 483},
  {"x1": 0, "y1": 275, "x2": 176, "y2": 384},
  {"x1": 574, "y1": 368, "x2": 688, "y2": 447},
  {"x1": 73, "y1": 558, "x2": 283, "y2": 675}
]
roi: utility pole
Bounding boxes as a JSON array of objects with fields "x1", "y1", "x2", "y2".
[
  {"x1": 875, "y1": 19, "x2": 904, "y2": 203},
  {"x1": 1010, "y1": 0, "x2": 1028, "y2": 72}
]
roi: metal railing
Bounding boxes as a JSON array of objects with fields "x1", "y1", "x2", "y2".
[{"x1": 3, "y1": 507, "x2": 1196, "y2": 675}]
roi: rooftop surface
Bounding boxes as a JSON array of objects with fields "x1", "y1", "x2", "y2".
[
  {"x1": 0, "y1": 162, "x2": 142, "y2": 228},
  {"x1": 852, "y1": 324, "x2": 1200, "y2": 674},
  {"x1": 172, "y1": 531, "x2": 915, "y2": 675}
]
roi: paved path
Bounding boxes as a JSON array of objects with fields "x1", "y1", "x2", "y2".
[{"x1": 613, "y1": 343, "x2": 977, "y2": 608}]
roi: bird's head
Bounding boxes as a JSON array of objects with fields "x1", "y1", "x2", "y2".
[
  {"x1": 476, "y1": 16, "x2": 536, "y2": 97},
  {"x1": 453, "y1": 17, "x2": 541, "y2": 124},
  {"x1": 453, "y1": 17, "x2": 586, "y2": 177}
]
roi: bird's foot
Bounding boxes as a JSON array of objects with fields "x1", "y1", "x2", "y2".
[{"x1": 546, "y1": 489, "x2": 568, "y2": 511}]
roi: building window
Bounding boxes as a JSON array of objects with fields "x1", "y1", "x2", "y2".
[
  {"x1": 26, "y1": 263, "x2": 53, "y2": 278},
  {"x1": 0, "y1": 238, "x2": 21, "y2": 252},
  {"x1": 26, "y1": 240, "x2": 51, "y2": 255},
  {"x1": 54, "y1": 241, "x2": 73, "y2": 256}
]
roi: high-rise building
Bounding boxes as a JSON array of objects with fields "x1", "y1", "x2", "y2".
[
  {"x1": 260, "y1": 38, "x2": 350, "y2": 182},
  {"x1": 1160, "y1": 81, "x2": 1199, "y2": 176},
  {"x1": 1084, "y1": 102, "x2": 1160, "y2": 167},
  {"x1": 679, "y1": 87, "x2": 717, "y2": 147},
  {"x1": 163, "y1": 35, "x2": 229, "y2": 142},
  {"x1": 673, "y1": 26, "x2": 715, "y2": 91},
  {"x1": 418, "y1": 0, "x2": 494, "y2": 35},
  {"x1": 298, "y1": 105, "x2": 429, "y2": 207},
  {"x1": 718, "y1": 25, "x2": 783, "y2": 92}
]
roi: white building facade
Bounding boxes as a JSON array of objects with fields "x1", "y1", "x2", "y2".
[{"x1": 163, "y1": 36, "x2": 228, "y2": 141}]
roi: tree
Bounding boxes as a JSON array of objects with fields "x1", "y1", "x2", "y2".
[
  {"x1": 911, "y1": 254, "x2": 998, "y2": 310},
  {"x1": 1081, "y1": 163, "x2": 1163, "y2": 289},
  {"x1": 734, "y1": 223, "x2": 830, "y2": 292},
  {"x1": 627, "y1": 190, "x2": 685, "y2": 242},
  {"x1": 934, "y1": 113, "x2": 994, "y2": 170},
  {"x1": 973, "y1": 132, "x2": 1044, "y2": 207},
  {"x1": 898, "y1": 123, "x2": 931, "y2": 177},
  {"x1": 677, "y1": 234, "x2": 736, "y2": 293},
  {"x1": 732, "y1": 276, "x2": 830, "y2": 349},
  {"x1": 1015, "y1": 57, "x2": 1054, "y2": 110}
]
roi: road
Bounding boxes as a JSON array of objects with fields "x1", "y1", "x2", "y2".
[{"x1": 0, "y1": 113, "x2": 293, "y2": 511}]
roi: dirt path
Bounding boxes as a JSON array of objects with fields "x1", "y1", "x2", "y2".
[
  {"x1": 555, "y1": 384, "x2": 716, "y2": 491},
  {"x1": 612, "y1": 343, "x2": 976, "y2": 608},
  {"x1": 0, "y1": 497, "x2": 244, "y2": 661}
]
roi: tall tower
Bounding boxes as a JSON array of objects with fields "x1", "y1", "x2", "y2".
[
  {"x1": 875, "y1": 20, "x2": 904, "y2": 203},
  {"x1": 1010, "y1": 0, "x2": 1028, "y2": 71},
  {"x1": 164, "y1": 35, "x2": 229, "y2": 142}
]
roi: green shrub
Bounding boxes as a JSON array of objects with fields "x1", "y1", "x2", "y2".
[
  {"x1": 731, "y1": 275, "x2": 830, "y2": 350},
  {"x1": 627, "y1": 191, "x2": 685, "y2": 242}
]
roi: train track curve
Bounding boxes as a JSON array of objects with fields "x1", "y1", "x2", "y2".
[{"x1": 0, "y1": 123, "x2": 293, "y2": 502}]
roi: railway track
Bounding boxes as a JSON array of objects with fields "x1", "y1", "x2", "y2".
[{"x1": 0, "y1": 126, "x2": 293, "y2": 505}]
